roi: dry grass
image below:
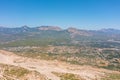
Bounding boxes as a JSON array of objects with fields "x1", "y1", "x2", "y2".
[
  {"x1": 52, "y1": 72, "x2": 85, "y2": 80},
  {"x1": 0, "y1": 63, "x2": 46, "y2": 80},
  {"x1": 101, "y1": 73, "x2": 120, "y2": 80}
]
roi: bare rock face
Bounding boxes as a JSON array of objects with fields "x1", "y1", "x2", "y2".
[
  {"x1": 67, "y1": 27, "x2": 92, "y2": 38},
  {"x1": 37, "y1": 26, "x2": 62, "y2": 31}
]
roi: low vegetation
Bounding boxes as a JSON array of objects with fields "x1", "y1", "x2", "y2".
[
  {"x1": 101, "y1": 73, "x2": 120, "y2": 80},
  {"x1": 52, "y1": 72, "x2": 84, "y2": 80},
  {"x1": 0, "y1": 26, "x2": 120, "y2": 79},
  {"x1": 0, "y1": 63, "x2": 46, "y2": 80},
  {"x1": 6, "y1": 46, "x2": 120, "y2": 71}
]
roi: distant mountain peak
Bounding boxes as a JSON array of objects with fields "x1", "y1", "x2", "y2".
[
  {"x1": 37, "y1": 26, "x2": 62, "y2": 31},
  {"x1": 21, "y1": 25, "x2": 30, "y2": 29},
  {"x1": 67, "y1": 27, "x2": 92, "y2": 38},
  {"x1": 99, "y1": 28, "x2": 120, "y2": 34},
  {"x1": 67, "y1": 27, "x2": 79, "y2": 33},
  {"x1": 0, "y1": 26, "x2": 8, "y2": 29}
]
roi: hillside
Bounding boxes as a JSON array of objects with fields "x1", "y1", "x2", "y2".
[
  {"x1": 0, "y1": 26, "x2": 120, "y2": 79},
  {"x1": 0, "y1": 50, "x2": 120, "y2": 80},
  {"x1": 0, "y1": 26, "x2": 120, "y2": 47}
]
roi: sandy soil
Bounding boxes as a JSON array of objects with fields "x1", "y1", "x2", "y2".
[{"x1": 0, "y1": 50, "x2": 119, "y2": 80}]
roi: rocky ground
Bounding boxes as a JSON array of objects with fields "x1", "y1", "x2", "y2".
[{"x1": 0, "y1": 50, "x2": 120, "y2": 80}]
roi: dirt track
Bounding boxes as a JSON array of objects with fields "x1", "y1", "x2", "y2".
[{"x1": 0, "y1": 50, "x2": 119, "y2": 80}]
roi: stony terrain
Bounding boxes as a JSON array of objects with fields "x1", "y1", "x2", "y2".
[
  {"x1": 0, "y1": 50, "x2": 120, "y2": 80},
  {"x1": 0, "y1": 26, "x2": 120, "y2": 80}
]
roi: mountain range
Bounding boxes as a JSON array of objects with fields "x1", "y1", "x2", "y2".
[
  {"x1": 0, "y1": 26, "x2": 120, "y2": 74},
  {"x1": 0, "y1": 26, "x2": 120, "y2": 46}
]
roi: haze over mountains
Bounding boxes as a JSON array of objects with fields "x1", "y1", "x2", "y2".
[
  {"x1": 0, "y1": 26, "x2": 120, "y2": 44},
  {"x1": 0, "y1": 0, "x2": 120, "y2": 79},
  {"x1": 0, "y1": 26, "x2": 120, "y2": 80}
]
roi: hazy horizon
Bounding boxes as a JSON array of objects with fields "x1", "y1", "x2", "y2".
[
  {"x1": 1, "y1": 25, "x2": 120, "y2": 31},
  {"x1": 0, "y1": 0, "x2": 120, "y2": 30}
]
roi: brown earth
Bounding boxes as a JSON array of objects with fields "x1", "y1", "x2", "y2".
[{"x1": 0, "y1": 50, "x2": 119, "y2": 80}]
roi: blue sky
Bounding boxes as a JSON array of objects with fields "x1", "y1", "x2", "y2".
[{"x1": 0, "y1": 0, "x2": 120, "y2": 30}]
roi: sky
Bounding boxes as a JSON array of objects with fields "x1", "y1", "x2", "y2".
[{"x1": 0, "y1": 0, "x2": 120, "y2": 30}]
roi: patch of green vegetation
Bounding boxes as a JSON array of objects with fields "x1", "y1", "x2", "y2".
[
  {"x1": 0, "y1": 63, "x2": 46, "y2": 80},
  {"x1": 52, "y1": 72, "x2": 84, "y2": 80},
  {"x1": 101, "y1": 73, "x2": 120, "y2": 80},
  {"x1": 101, "y1": 64, "x2": 120, "y2": 71},
  {"x1": 4, "y1": 66, "x2": 29, "y2": 77},
  {"x1": 5, "y1": 45, "x2": 120, "y2": 71}
]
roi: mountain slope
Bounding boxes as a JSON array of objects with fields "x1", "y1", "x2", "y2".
[
  {"x1": 0, "y1": 26, "x2": 120, "y2": 46},
  {"x1": 0, "y1": 26, "x2": 120, "y2": 72},
  {"x1": 0, "y1": 50, "x2": 120, "y2": 80}
]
